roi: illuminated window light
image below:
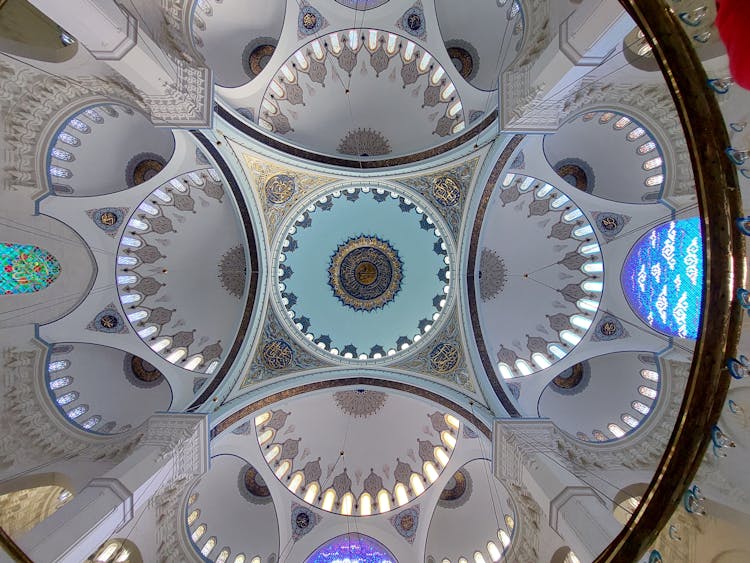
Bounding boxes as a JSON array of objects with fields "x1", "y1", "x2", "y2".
[
  {"x1": 410, "y1": 473, "x2": 425, "y2": 495},
  {"x1": 394, "y1": 483, "x2": 409, "y2": 506},
  {"x1": 120, "y1": 293, "x2": 141, "y2": 304},
  {"x1": 643, "y1": 157, "x2": 663, "y2": 170},
  {"x1": 608, "y1": 423, "x2": 626, "y2": 438},
  {"x1": 560, "y1": 330, "x2": 581, "y2": 346},
  {"x1": 441, "y1": 430, "x2": 457, "y2": 450},
  {"x1": 549, "y1": 344, "x2": 567, "y2": 359},
  {"x1": 573, "y1": 225, "x2": 594, "y2": 237},
  {"x1": 582, "y1": 280, "x2": 603, "y2": 293},
  {"x1": 487, "y1": 542, "x2": 501, "y2": 561},
  {"x1": 532, "y1": 353, "x2": 551, "y2": 369},
  {"x1": 188, "y1": 509, "x2": 200, "y2": 525},
  {"x1": 515, "y1": 359, "x2": 533, "y2": 376},
  {"x1": 166, "y1": 349, "x2": 186, "y2": 363},
  {"x1": 641, "y1": 369, "x2": 659, "y2": 382},
  {"x1": 216, "y1": 550, "x2": 230, "y2": 563},
  {"x1": 570, "y1": 315, "x2": 592, "y2": 330},
  {"x1": 304, "y1": 482, "x2": 319, "y2": 504},
  {"x1": 627, "y1": 127, "x2": 646, "y2": 141},
  {"x1": 639, "y1": 386, "x2": 657, "y2": 399},
  {"x1": 321, "y1": 488, "x2": 336, "y2": 512},
  {"x1": 114, "y1": 548, "x2": 130, "y2": 563},
  {"x1": 444, "y1": 414, "x2": 460, "y2": 431},
  {"x1": 183, "y1": 356, "x2": 203, "y2": 371},
  {"x1": 638, "y1": 141, "x2": 657, "y2": 155},
  {"x1": 274, "y1": 461, "x2": 291, "y2": 479},
  {"x1": 288, "y1": 472, "x2": 304, "y2": 493},
  {"x1": 378, "y1": 489, "x2": 391, "y2": 512},
  {"x1": 577, "y1": 298, "x2": 600, "y2": 313},
  {"x1": 341, "y1": 492, "x2": 354, "y2": 515},
  {"x1": 191, "y1": 525, "x2": 206, "y2": 542},
  {"x1": 622, "y1": 414, "x2": 639, "y2": 428},
  {"x1": 201, "y1": 537, "x2": 216, "y2": 557},
  {"x1": 359, "y1": 493, "x2": 372, "y2": 516},
  {"x1": 474, "y1": 552, "x2": 487, "y2": 563},
  {"x1": 505, "y1": 514, "x2": 514, "y2": 530},
  {"x1": 264, "y1": 445, "x2": 281, "y2": 463},
  {"x1": 255, "y1": 412, "x2": 270, "y2": 427},
  {"x1": 632, "y1": 401, "x2": 650, "y2": 415},
  {"x1": 498, "y1": 529, "x2": 511, "y2": 548},
  {"x1": 582, "y1": 262, "x2": 604, "y2": 274},
  {"x1": 423, "y1": 461, "x2": 439, "y2": 483},
  {"x1": 502, "y1": 174, "x2": 515, "y2": 187},
  {"x1": 95, "y1": 542, "x2": 120, "y2": 562},
  {"x1": 614, "y1": 116, "x2": 632, "y2": 130},
  {"x1": 434, "y1": 447, "x2": 450, "y2": 467},
  {"x1": 645, "y1": 174, "x2": 664, "y2": 187}
]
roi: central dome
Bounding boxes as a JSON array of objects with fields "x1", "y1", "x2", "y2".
[
  {"x1": 276, "y1": 186, "x2": 451, "y2": 360},
  {"x1": 328, "y1": 235, "x2": 403, "y2": 311}
]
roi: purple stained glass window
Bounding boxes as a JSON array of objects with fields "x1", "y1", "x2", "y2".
[
  {"x1": 621, "y1": 218, "x2": 703, "y2": 339},
  {"x1": 305, "y1": 534, "x2": 397, "y2": 563}
]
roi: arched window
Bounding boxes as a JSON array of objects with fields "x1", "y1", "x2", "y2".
[
  {"x1": 57, "y1": 391, "x2": 78, "y2": 405},
  {"x1": 638, "y1": 141, "x2": 656, "y2": 155},
  {"x1": 51, "y1": 148, "x2": 73, "y2": 161},
  {"x1": 201, "y1": 537, "x2": 216, "y2": 557},
  {"x1": 621, "y1": 414, "x2": 639, "y2": 428},
  {"x1": 641, "y1": 369, "x2": 659, "y2": 382},
  {"x1": 234, "y1": 555, "x2": 246, "y2": 563},
  {"x1": 49, "y1": 165, "x2": 72, "y2": 178},
  {"x1": 83, "y1": 108, "x2": 104, "y2": 124},
  {"x1": 632, "y1": 401, "x2": 650, "y2": 415},
  {"x1": 638, "y1": 386, "x2": 657, "y2": 399},
  {"x1": 304, "y1": 533, "x2": 397, "y2": 563},
  {"x1": 50, "y1": 376, "x2": 72, "y2": 390},
  {"x1": 608, "y1": 423, "x2": 626, "y2": 438},
  {"x1": 622, "y1": 218, "x2": 703, "y2": 338},
  {"x1": 48, "y1": 360, "x2": 70, "y2": 372},
  {"x1": 81, "y1": 415, "x2": 101, "y2": 430},
  {"x1": 191, "y1": 524, "x2": 206, "y2": 542},
  {"x1": 187, "y1": 509, "x2": 200, "y2": 525},
  {"x1": 57, "y1": 131, "x2": 80, "y2": 146},
  {"x1": 216, "y1": 549, "x2": 231, "y2": 563},
  {"x1": 68, "y1": 118, "x2": 91, "y2": 133},
  {"x1": 592, "y1": 430, "x2": 608, "y2": 442},
  {"x1": 67, "y1": 404, "x2": 88, "y2": 419}
]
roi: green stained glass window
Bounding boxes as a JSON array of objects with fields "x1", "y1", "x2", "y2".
[{"x1": 1, "y1": 243, "x2": 61, "y2": 294}]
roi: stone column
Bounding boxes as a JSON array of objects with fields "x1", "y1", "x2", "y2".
[
  {"x1": 18, "y1": 413, "x2": 209, "y2": 563},
  {"x1": 27, "y1": 0, "x2": 212, "y2": 128}
]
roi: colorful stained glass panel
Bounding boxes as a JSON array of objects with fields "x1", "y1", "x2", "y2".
[
  {"x1": 305, "y1": 533, "x2": 397, "y2": 563},
  {"x1": 621, "y1": 218, "x2": 703, "y2": 339},
  {"x1": 1, "y1": 243, "x2": 61, "y2": 294}
]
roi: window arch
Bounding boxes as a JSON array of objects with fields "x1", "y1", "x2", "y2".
[
  {"x1": 1, "y1": 243, "x2": 61, "y2": 294},
  {"x1": 304, "y1": 533, "x2": 397, "y2": 563}
]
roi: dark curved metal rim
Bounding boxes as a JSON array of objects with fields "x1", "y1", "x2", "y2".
[
  {"x1": 216, "y1": 103, "x2": 497, "y2": 169},
  {"x1": 596, "y1": 1, "x2": 743, "y2": 561},
  {"x1": 187, "y1": 131, "x2": 261, "y2": 409}
]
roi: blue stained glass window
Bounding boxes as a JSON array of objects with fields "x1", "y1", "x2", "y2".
[
  {"x1": 305, "y1": 534, "x2": 397, "y2": 563},
  {"x1": 621, "y1": 218, "x2": 703, "y2": 339}
]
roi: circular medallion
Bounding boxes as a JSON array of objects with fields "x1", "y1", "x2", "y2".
[
  {"x1": 599, "y1": 215, "x2": 619, "y2": 232},
  {"x1": 440, "y1": 470, "x2": 469, "y2": 502},
  {"x1": 265, "y1": 174, "x2": 296, "y2": 204},
  {"x1": 447, "y1": 47, "x2": 474, "y2": 80},
  {"x1": 100, "y1": 314, "x2": 119, "y2": 330},
  {"x1": 130, "y1": 355, "x2": 162, "y2": 383},
  {"x1": 262, "y1": 339, "x2": 293, "y2": 370},
  {"x1": 407, "y1": 13, "x2": 422, "y2": 31},
  {"x1": 296, "y1": 512, "x2": 310, "y2": 528},
  {"x1": 328, "y1": 236, "x2": 403, "y2": 312},
  {"x1": 243, "y1": 465, "x2": 270, "y2": 498},
  {"x1": 126, "y1": 153, "x2": 166, "y2": 187},
  {"x1": 429, "y1": 343, "x2": 459, "y2": 373},
  {"x1": 552, "y1": 362, "x2": 585, "y2": 390},
  {"x1": 432, "y1": 176, "x2": 461, "y2": 207},
  {"x1": 249, "y1": 44, "x2": 275, "y2": 76},
  {"x1": 99, "y1": 210, "x2": 119, "y2": 227},
  {"x1": 303, "y1": 12, "x2": 317, "y2": 29},
  {"x1": 600, "y1": 321, "x2": 618, "y2": 336}
]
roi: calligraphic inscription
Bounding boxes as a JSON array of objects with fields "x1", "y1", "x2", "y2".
[
  {"x1": 432, "y1": 176, "x2": 461, "y2": 207},
  {"x1": 265, "y1": 174, "x2": 296, "y2": 205},
  {"x1": 429, "y1": 342, "x2": 460, "y2": 373},
  {"x1": 262, "y1": 339, "x2": 293, "y2": 370}
]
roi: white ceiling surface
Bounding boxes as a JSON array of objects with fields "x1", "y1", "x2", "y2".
[
  {"x1": 119, "y1": 170, "x2": 246, "y2": 371},
  {"x1": 188, "y1": 454, "x2": 280, "y2": 560},
  {"x1": 434, "y1": 0, "x2": 521, "y2": 90},
  {"x1": 213, "y1": 387, "x2": 495, "y2": 562},
  {"x1": 537, "y1": 352, "x2": 656, "y2": 439},
  {"x1": 48, "y1": 343, "x2": 172, "y2": 432},
  {"x1": 477, "y1": 136, "x2": 688, "y2": 414},
  {"x1": 255, "y1": 388, "x2": 453, "y2": 496},
  {"x1": 543, "y1": 112, "x2": 662, "y2": 203},
  {"x1": 217, "y1": 0, "x2": 491, "y2": 158},
  {"x1": 425, "y1": 459, "x2": 514, "y2": 563},
  {"x1": 51, "y1": 105, "x2": 175, "y2": 196},
  {"x1": 194, "y1": 0, "x2": 285, "y2": 88},
  {"x1": 38, "y1": 132, "x2": 228, "y2": 410}
]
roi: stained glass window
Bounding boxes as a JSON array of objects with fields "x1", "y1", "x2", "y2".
[
  {"x1": 49, "y1": 165, "x2": 72, "y2": 178},
  {"x1": 305, "y1": 533, "x2": 397, "y2": 563},
  {"x1": 638, "y1": 141, "x2": 656, "y2": 155},
  {"x1": 641, "y1": 369, "x2": 659, "y2": 382},
  {"x1": 614, "y1": 116, "x2": 632, "y2": 130},
  {"x1": 608, "y1": 423, "x2": 626, "y2": 438},
  {"x1": 632, "y1": 401, "x2": 650, "y2": 415},
  {"x1": 621, "y1": 218, "x2": 703, "y2": 338},
  {"x1": 83, "y1": 108, "x2": 104, "y2": 124},
  {"x1": 51, "y1": 148, "x2": 73, "y2": 161},
  {"x1": 639, "y1": 386, "x2": 657, "y2": 399},
  {"x1": 627, "y1": 127, "x2": 646, "y2": 141}
]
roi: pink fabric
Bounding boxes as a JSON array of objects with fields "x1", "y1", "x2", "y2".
[{"x1": 716, "y1": 0, "x2": 750, "y2": 89}]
